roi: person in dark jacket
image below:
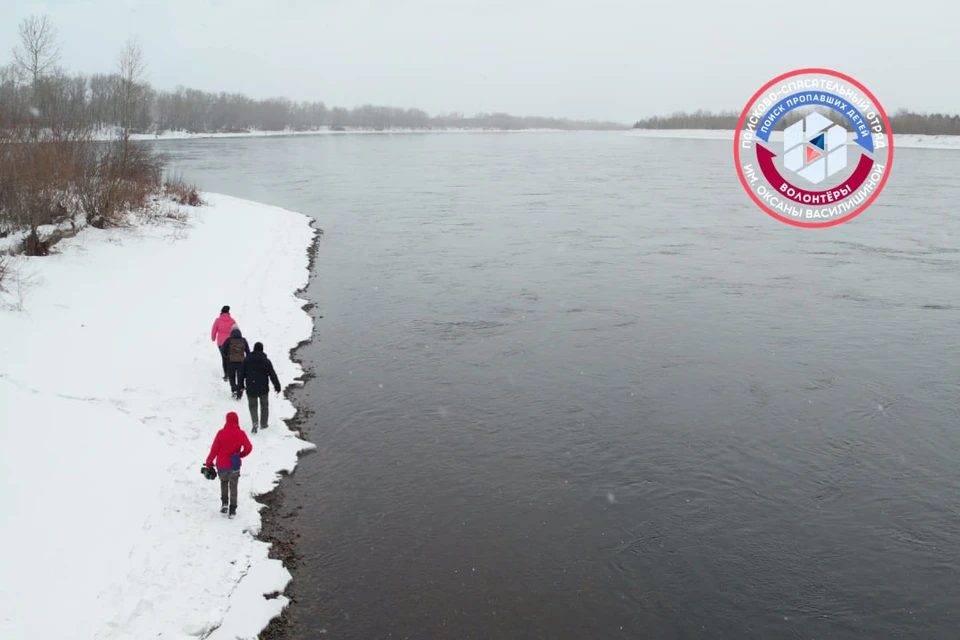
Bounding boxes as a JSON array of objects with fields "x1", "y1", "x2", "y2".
[
  {"x1": 223, "y1": 327, "x2": 250, "y2": 399},
  {"x1": 204, "y1": 411, "x2": 253, "y2": 517},
  {"x1": 238, "y1": 341, "x2": 281, "y2": 433}
]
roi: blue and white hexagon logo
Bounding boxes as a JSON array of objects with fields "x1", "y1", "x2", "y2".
[{"x1": 782, "y1": 113, "x2": 848, "y2": 185}]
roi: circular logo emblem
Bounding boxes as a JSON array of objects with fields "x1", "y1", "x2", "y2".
[{"x1": 734, "y1": 68, "x2": 893, "y2": 228}]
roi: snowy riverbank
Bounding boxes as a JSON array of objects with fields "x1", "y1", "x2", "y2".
[
  {"x1": 0, "y1": 194, "x2": 316, "y2": 639},
  {"x1": 92, "y1": 125, "x2": 591, "y2": 141},
  {"x1": 625, "y1": 128, "x2": 960, "y2": 150}
]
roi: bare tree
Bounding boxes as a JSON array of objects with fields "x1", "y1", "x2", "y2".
[
  {"x1": 116, "y1": 36, "x2": 146, "y2": 138},
  {"x1": 12, "y1": 14, "x2": 61, "y2": 96}
]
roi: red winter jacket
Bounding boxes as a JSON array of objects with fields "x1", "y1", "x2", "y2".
[{"x1": 205, "y1": 412, "x2": 253, "y2": 471}]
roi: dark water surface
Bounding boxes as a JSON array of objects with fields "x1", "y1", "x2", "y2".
[{"x1": 161, "y1": 132, "x2": 960, "y2": 639}]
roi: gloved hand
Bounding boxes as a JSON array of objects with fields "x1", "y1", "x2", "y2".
[{"x1": 274, "y1": 385, "x2": 281, "y2": 394}]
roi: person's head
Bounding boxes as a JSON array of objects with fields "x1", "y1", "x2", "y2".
[
  {"x1": 230, "y1": 325, "x2": 241, "y2": 337},
  {"x1": 254, "y1": 342, "x2": 264, "y2": 352},
  {"x1": 224, "y1": 411, "x2": 239, "y2": 428},
  {"x1": 221, "y1": 305, "x2": 230, "y2": 314}
]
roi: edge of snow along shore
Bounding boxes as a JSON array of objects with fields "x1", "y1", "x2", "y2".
[{"x1": 0, "y1": 192, "x2": 318, "y2": 639}]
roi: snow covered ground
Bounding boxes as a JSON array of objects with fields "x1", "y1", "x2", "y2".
[
  {"x1": 626, "y1": 128, "x2": 960, "y2": 150},
  {"x1": 0, "y1": 194, "x2": 316, "y2": 639}
]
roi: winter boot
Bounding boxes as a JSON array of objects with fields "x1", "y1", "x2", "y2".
[
  {"x1": 220, "y1": 502, "x2": 228, "y2": 514},
  {"x1": 252, "y1": 422, "x2": 259, "y2": 434},
  {"x1": 228, "y1": 506, "x2": 237, "y2": 518}
]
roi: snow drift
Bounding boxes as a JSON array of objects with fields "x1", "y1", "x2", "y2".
[{"x1": 0, "y1": 193, "x2": 316, "y2": 639}]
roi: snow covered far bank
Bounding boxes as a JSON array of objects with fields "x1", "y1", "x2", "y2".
[
  {"x1": 0, "y1": 194, "x2": 316, "y2": 639},
  {"x1": 625, "y1": 128, "x2": 960, "y2": 150},
  {"x1": 89, "y1": 125, "x2": 616, "y2": 142}
]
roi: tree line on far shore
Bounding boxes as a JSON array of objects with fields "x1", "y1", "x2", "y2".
[
  {"x1": 633, "y1": 109, "x2": 960, "y2": 135},
  {"x1": 0, "y1": 19, "x2": 626, "y2": 134}
]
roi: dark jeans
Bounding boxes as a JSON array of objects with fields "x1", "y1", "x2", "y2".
[
  {"x1": 218, "y1": 344, "x2": 229, "y2": 378},
  {"x1": 247, "y1": 392, "x2": 270, "y2": 428},
  {"x1": 228, "y1": 362, "x2": 243, "y2": 393},
  {"x1": 218, "y1": 469, "x2": 240, "y2": 509}
]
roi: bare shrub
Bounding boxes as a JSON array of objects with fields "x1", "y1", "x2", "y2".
[
  {"x1": 128, "y1": 171, "x2": 194, "y2": 241},
  {"x1": 0, "y1": 127, "x2": 91, "y2": 255},
  {"x1": 1, "y1": 125, "x2": 169, "y2": 254},
  {"x1": 79, "y1": 136, "x2": 165, "y2": 229},
  {"x1": 163, "y1": 172, "x2": 203, "y2": 207},
  {"x1": 132, "y1": 194, "x2": 187, "y2": 226},
  {"x1": 161, "y1": 207, "x2": 191, "y2": 242},
  {"x1": 0, "y1": 255, "x2": 43, "y2": 311}
]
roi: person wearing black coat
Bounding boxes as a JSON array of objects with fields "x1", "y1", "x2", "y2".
[{"x1": 238, "y1": 341, "x2": 281, "y2": 433}]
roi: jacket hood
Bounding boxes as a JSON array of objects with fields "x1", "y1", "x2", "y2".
[
  {"x1": 224, "y1": 412, "x2": 240, "y2": 429},
  {"x1": 230, "y1": 327, "x2": 242, "y2": 338}
]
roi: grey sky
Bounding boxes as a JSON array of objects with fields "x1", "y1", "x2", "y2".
[{"x1": 1, "y1": 0, "x2": 957, "y2": 123}]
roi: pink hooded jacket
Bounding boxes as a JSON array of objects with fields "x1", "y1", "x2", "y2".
[{"x1": 211, "y1": 313, "x2": 237, "y2": 346}]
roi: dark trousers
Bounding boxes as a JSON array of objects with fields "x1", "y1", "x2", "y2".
[
  {"x1": 228, "y1": 362, "x2": 243, "y2": 393},
  {"x1": 218, "y1": 344, "x2": 229, "y2": 378},
  {"x1": 247, "y1": 392, "x2": 270, "y2": 428},
  {"x1": 219, "y1": 469, "x2": 240, "y2": 509}
]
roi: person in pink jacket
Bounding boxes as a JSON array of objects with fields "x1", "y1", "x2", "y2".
[{"x1": 211, "y1": 305, "x2": 237, "y2": 380}]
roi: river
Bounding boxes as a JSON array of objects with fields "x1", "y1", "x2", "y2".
[{"x1": 161, "y1": 131, "x2": 960, "y2": 639}]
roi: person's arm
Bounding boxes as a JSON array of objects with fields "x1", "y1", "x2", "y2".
[
  {"x1": 238, "y1": 359, "x2": 247, "y2": 389},
  {"x1": 240, "y1": 432, "x2": 253, "y2": 458},
  {"x1": 204, "y1": 432, "x2": 221, "y2": 467},
  {"x1": 244, "y1": 339, "x2": 250, "y2": 356},
  {"x1": 267, "y1": 359, "x2": 281, "y2": 393},
  {"x1": 211, "y1": 319, "x2": 218, "y2": 342}
]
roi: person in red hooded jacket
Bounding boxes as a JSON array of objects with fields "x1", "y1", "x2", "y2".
[{"x1": 204, "y1": 411, "x2": 253, "y2": 517}]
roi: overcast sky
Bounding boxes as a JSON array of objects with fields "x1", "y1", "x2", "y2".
[{"x1": 1, "y1": 0, "x2": 957, "y2": 123}]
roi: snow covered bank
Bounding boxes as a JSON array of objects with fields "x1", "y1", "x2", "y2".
[
  {"x1": 91, "y1": 125, "x2": 578, "y2": 142},
  {"x1": 626, "y1": 128, "x2": 960, "y2": 150},
  {"x1": 0, "y1": 194, "x2": 316, "y2": 639}
]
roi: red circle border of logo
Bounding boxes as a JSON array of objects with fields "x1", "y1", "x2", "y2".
[{"x1": 733, "y1": 68, "x2": 895, "y2": 229}]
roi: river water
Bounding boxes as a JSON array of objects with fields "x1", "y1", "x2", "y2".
[{"x1": 161, "y1": 132, "x2": 960, "y2": 639}]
